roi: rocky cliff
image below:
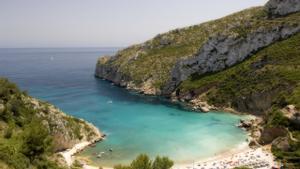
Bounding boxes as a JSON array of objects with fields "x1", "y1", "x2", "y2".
[
  {"x1": 266, "y1": 0, "x2": 300, "y2": 17},
  {"x1": 0, "y1": 78, "x2": 103, "y2": 169},
  {"x1": 96, "y1": 0, "x2": 300, "y2": 98},
  {"x1": 165, "y1": 23, "x2": 300, "y2": 94},
  {"x1": 24, "y1": 97, "x2": 103, "y2": 152}
]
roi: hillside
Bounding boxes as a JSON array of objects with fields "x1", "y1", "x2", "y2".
[
  {"x1": 0, "y1": 78, "x2": 103, "y2": 169},
  {"x1": 96, "y1": 0, "x2": 300, "y2": 96}
]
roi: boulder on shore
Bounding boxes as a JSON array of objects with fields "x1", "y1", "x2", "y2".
[{"x1": 238, "y1": 119, "x2": 252, "y2": 130}]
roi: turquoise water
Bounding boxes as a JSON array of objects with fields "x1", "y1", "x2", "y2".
[{"x1": 0, "y1": 48, "x2": 247, "y2": 167}]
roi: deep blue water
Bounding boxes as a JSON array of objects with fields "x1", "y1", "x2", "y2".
[{"x1": 0, "y1": 48, "x2": 247, "y2": 167}]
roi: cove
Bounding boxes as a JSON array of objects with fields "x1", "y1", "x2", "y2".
[{"x1": 0, "y1": 48, "x2": 248, "y2": 167}]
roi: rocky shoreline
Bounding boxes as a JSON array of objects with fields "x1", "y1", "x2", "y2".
[{"x1": 58, "y1": 119, "x2": 105, "y2": 167}]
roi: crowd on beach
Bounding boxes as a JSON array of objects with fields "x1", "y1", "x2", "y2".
[{"x1": 174, "y1": 148, "x2": 280, "y2": 169}]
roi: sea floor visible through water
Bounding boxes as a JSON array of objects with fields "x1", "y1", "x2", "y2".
[{"x1": 0, "y1": 48, "x2": 248, "y2": 167}]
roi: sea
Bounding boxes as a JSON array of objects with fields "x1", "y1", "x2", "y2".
[{"x1": 0, "y1": 48, "x2": 248, "y2": 167}]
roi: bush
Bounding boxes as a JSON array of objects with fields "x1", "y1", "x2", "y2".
[
  {"x1": 266, "y1": 109, "x2": 289, "y2": 127},
  {"x1": 114, "y1": 154, "x2": 173, "y2": 169},
  {"x1": 152, "y1": 156, "x2": 173, "y2": 169},
  {"x1": 114, "y1": 165, "x2": 132, "y2": 169},
  {"x1": 130, "y1": 154, "x2": 152, "y2": 169},
  {"x1": 4, "y1": 122, "x2": 14, "y2": 139},
  {"x1": 0, "y1": 144, "x2": 30, "y2": 169},
  {"x1": 234, "y1": 167, "x2": 251, "y2": 169},
  {"x1": 21, "y1": 119, "x2": 53, "y2": 161}
]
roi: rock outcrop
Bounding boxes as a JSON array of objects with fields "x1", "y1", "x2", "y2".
[
  {"x1": 266, "y1": 0, "x2": 300, "y2": 17},
  {"x1": 231, "y1": 88, "x2": 286, "y2": 115},
  {"x1": 95, "y1": 56, "x2": 131, "y2": 87},
  {"x1": 24, "y1": 96, "x2": 104, "y2": 152},
  {"x1": 272, "y1": 136, "x2": 291, "y2": 152},
  {"x1": 238, "y1": 119, "x2": 253, "y2": 130},
  {"x1": 164, "y1": 24, "x2": 300, "y2": 94},
  {"x1": 259, "y1": 127, "x2": 287, "y2": 145},
  {"x1": 282, "y1": 105, "x2": 300, "y2": 130}
]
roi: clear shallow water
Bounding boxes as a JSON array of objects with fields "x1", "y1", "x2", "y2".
[{"x1": 0, "y1": 48, "x2": 247, "y2": 166}]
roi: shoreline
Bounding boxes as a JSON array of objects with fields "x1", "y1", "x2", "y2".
[
  {"x1": 97, "y1": 77, "x2": 257, "y2": 116},
  {"x1": 59, "y1": 139, "x2": 104, "y2": 167},
  {"x1": 59, "y1": 114, "x2": 276, "y2": 169},
  {"x1": 58, "y1": 86, "x2": 274, "y2": 169},
  {"x1": 59, "y1": 120, "x2": 104, "y2": 167},
  {"x1": 60, "y1": 141, "x2": 92, "y2": 166},
  {"x1": 71, "y1": 141, "x2": 279, "y2": 169}
]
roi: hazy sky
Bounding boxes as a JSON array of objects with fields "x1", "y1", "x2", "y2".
[{"x1": 0, "y1": 0, "x2": 268, "y2": 48}]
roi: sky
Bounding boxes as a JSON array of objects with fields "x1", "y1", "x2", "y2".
[{"x1": 0, "y1": 0, "x2": 268, "y2": 48}]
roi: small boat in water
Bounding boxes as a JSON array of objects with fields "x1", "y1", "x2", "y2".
[{"x1": 96, "y1": 151, "x2": 106, "y2": 158}]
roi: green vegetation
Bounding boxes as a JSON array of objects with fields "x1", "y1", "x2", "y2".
[
  {"x1": 271, "y1": 130, "x2": 300, "y2": 168},
  {"x1": 262, "y1": 107, "x2": 300, "y2": 168},
  {"x1": 0, "y1": 78, "x2": 65, "y2": 169},
  {"x1": 262, "y1": 104, "x2": 300, "y2": 167},
  {"x1": 266, "y1": 109, "x2": 289, "y2": 127},
  {"x1": 180, "y1": 32, "x2": 300, "y2": 109},
  {"x1": 114, "y1": 154, "x2": 173, "y2": 169},
  {"x1": 233, "y1": 167, "x2": 251, "y2": 169},
  {"x1": 99, "y1": 7, "x2": 300, "y2": 89}
]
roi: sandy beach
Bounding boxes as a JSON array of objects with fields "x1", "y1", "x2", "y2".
[
  {"x1": 60, "y1": 141, "x2": 92, "y2": 166},
  {"x1": 174, "y1": 146, "x2": 279, "y2": 169}
]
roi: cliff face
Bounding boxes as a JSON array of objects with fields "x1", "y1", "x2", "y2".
[
  {"x1": 164, "y1": 23, "x2": 300, "y2": 94},
  {"x1": 95, "y1": 56, "x2": 131, "y2": 87},
  {"x1": 24, "y1": 97, "x2": 103, "y2": 152},
  {"x1": 266, "y1": 0, "x2": 300, "y2": 17}
]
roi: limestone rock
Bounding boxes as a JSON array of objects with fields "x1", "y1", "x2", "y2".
[
  {"x1": 238, "y1": 119, "x2": 252, "y2": 130},
  {"x1": 23, "y1": 96, "x2": 103, "y2": 152},
  {"x1": 232, "y1": 88, "x2": 282, "y2": 115},
  {"x1": 265, "y1": 0, "x2": 300, "y2": 17},
  {"x1": 282, "y1": 105, "x2": 300, "y2": 129},
  {"x1": 272, "y1": 137, "x2": 291, "y2": 152},
  {"x1": 164, "y1": 24, "x2": 300, "y2": 94},
  {"x1": 189, "y1": 98, "x2": 215, "y2": 112},
  {"x1": 259, "y1": 127, "x2": 287, "y2": 145},
  {"x1": 249, "y1": 139, "x2": 260, "y2": 148}
]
